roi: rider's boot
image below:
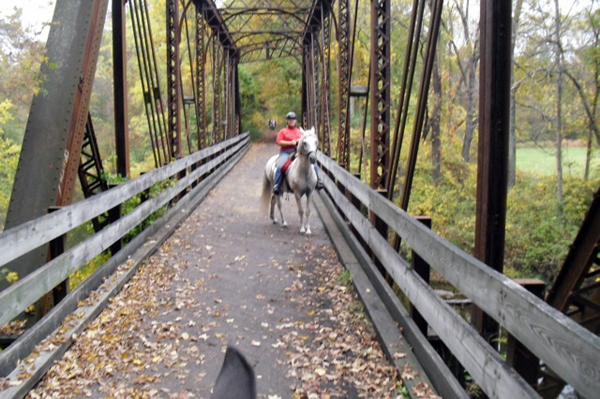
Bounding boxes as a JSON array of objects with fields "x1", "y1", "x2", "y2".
[
  {"x1": 313, "y1": 164, "x2": 324, "y2": 190},
  {"x1": 273, "y1": 173, "x2": 284, "y2": 195}
]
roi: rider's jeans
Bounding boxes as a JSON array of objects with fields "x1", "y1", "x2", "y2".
[{"x1": 274, "y1": 148, "x2": 294, "y2": 186}]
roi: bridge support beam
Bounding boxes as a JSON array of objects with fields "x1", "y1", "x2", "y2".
[
  {"x1": 320, "y1": 14, "x2": 332, "y2": 156},
  {"x1": 472, "y1": 0, "x2": 512, "y2": 344},
  {"x1": 195, "y1": 5, "x2": 208, "y2": 149},
  {"x1": 337, "y1": 0, "x2": 351, "y2": 170},
  {"x1": 213, "y1": 36, "x2": 222, "y2": 143},
  {"x1": 112, "y1": 0, "x2": 129, "y2": 177},
  {"x1": 167, "y1": 0, "x2": 182, "y2": 159},
  {"x1": 369, "y1": 0, "x2": 391, "y2": 191},
  {"x1": 2, "y1": 0, "x2": 110, "y2": 295}
]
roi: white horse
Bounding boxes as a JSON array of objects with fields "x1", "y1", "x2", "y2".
[{"x1": 261, "y1": 127, "x2": 319, "y2": 234}]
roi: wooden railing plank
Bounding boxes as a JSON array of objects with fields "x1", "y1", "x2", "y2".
[
  {"x1": 318, "y1": 154, "x2": 600, "y2": 399},
  {"x1": 0, "y1": 139, "x2": 248, "y2": 382},
  {"x1": 0, "y1": 138, "x2": 248, "y2": 327},
  {"x1": 0, "y1": 133, "x2": 248, "y2": 269},
  {"x1": 320, "y1": 171, "x2": 538, "y2": 399}
]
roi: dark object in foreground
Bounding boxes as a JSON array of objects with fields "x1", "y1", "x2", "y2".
[{"x1": 211, "y1": 345, "x2": 257, "y2": 399}]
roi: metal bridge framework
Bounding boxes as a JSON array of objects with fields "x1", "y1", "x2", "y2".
[{"x1": 3, "y1": 0, "x2": 599, "y2": 397}]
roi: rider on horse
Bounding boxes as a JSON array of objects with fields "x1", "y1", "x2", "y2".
[{"x1": 273, "y1": 111, "x2": 324, "y2": 195}]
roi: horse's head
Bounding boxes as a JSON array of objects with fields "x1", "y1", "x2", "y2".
[{"x1": 299, "y1": 127, "x2": 318, "y2": 165}]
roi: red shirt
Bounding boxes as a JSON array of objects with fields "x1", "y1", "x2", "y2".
[{"x1": 276, "y1": 126, "x2": 302, "y2": 151}]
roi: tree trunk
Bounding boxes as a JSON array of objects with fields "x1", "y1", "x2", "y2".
[
  {"x1": 431, "y1": 54, "x2": 442, "y2": 182},
  {"x1": 585, "y1": 128, "x2": 592, "y2": 181},
  {"x1": 461, "y1": 59, "x2": 477, "y2": 162},
  {"x1": 554, "y1": 0, "x2": 564, "y2": 215},
  {"x1": 508, "y1": 0, "x2": 524, "y2": 188}
]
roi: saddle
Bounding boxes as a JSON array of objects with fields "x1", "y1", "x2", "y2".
[{"x1": 280, "y1": 151, "x2": 296, "y2": 174}]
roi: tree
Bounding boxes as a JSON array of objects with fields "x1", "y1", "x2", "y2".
[
  {"x1": 0, "y1": 100, "x2": 19, "y2": 229},
  {"x1": 0, "y1": 8, "x2": 47, "y2": 227},
  {"x1": 509, "y1": 0, "x2": 526, "y2": 188},
  {"x1": 443, "y1": 0, "x2": 479, "y2": 162},
  {"x1": 562, "y1": 6, "x2": 600, "y2": 181},
  {"x1": 553, "y1": 0, "x2": 565, "y2": 211},
  {"x1": 0, "y1": 8, "x2": 47, "y2": 143}
]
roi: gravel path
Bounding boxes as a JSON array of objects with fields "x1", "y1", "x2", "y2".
[{"x1": 28, "y1": 143, "x2": 403, "y2": 399}]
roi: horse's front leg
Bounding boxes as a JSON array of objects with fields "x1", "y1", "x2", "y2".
[
  {"x1": 294, "y1": 193, "x2": 307, "y2": 234},
  {"x1": 303, "y1": 193, "x2": 312, "y2": 235}
]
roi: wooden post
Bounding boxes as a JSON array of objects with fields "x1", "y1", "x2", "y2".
[
  {"x1": 507, "y1": 279, "x2": 545, "y2": 389},
  {"x1": 108, "y1": 184, "x2": 122, "y2": 255},
  {"x1": 139, "y1": 172, "x2": 150, "y2": 204},
  {"x1": 369, "y1": 189, "x2": 391, "y2": 284},
  {"x1": 37, "y1": 206, "x2": 69, "y2": 319},
  {"x1": 411, "y1": 216, "x2": 432, "y2": 336}
]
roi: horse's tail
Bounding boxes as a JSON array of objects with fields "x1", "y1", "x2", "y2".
[{"x1": 260, "y1": 172, "x2": 272, "y2": 215}]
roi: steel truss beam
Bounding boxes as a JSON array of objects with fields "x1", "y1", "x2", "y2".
[
  {"x1": 337, "y1": 0, "x2": 351, "y2": 170},
  {"x1": 320, "y1": 13, "x2": 331, "y2": 156},
  {"x1": 369, "y1": 0, "x2": 391, "y2": 191},
  {"x1": 112, "y1": 0, "x2": 129, "y2": 176},
  {"x1": 224, "y1": 50, "x2": 231, "y2": 140},
  {"x1": 213, "y1": 36, "x2": 223, "y2": 142},
  {"x1": 472, "y1": 0, "x2": 512, "y2": 343},
  {"x1": 2, "y1": 0, "x2": 110, "y2": 293},
  {"x1": 196, "y1": 6, "x2": 208, "y2": 149},
  {"x1": 167, "y1": 0, "x2": 182, "y2": 159}
]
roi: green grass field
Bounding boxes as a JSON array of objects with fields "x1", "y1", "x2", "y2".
[{"x1": 516, "y1": 146, "x2": 600, "y2": 179}]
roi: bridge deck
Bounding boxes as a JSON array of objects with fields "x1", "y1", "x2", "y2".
[{"x1": 26, "y1": 144, "x2": 419, "y2": 398}]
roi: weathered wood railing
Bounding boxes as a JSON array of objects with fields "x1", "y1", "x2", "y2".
[
  {"x1": 0, "y1": 133, "x2": 249, "y2": 381},
  {"x1": 317, "y1": 153, "x2": 600, "y2": 399}
]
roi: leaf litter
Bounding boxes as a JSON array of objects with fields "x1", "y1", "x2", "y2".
[
  {"x1": 18, "y1": 237, "x2": 440, "y2": 398},
  {"x1": 15, "y1": 145, "x2": 439, "y2": 398}
]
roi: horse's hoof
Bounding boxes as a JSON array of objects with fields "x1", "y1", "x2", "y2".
[
  {"x1": 283, "y1": 222, "x2": 288, "y2": 227},
  {"x1": 300, "y1": 227, "x2": 306, "y2": 234},
  {"x1": 272, "y1": 220, "x2": 277, "y2": 225},
  {"x1": 305, "y1": 230, "x2": 312, "y2": 235}
]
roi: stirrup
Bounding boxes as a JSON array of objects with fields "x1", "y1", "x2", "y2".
[{"x1": 316, "y1": 180, "x2": 324, "y2": 190}]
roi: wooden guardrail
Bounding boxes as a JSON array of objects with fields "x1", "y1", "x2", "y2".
[
  {"x1": 318, "y1": 154, "x2": 600, "y2": 399},
  {"x1": 0, "y1": 133, "x2": 249, "y2": 380}
]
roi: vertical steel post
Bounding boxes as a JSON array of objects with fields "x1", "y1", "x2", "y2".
[
  {"x1": 113, "y1": 0, "x2": 129, "y2": 177},
  {"x1": 472, "y1": 0, "x2": 512, "y2": 343},
  {"x1": 320, "y1": 14, "x2": 332, "y2": 156},
  {"x1": 213, "y1": 35, "x2": 222, "y2": 143},
  {"x1": 167, "y1": 0, "x2": 181, "y2": 159},
  {"x1": 312, "y1": 34, "x2": 320, "y2": 131},
  {"x1": 369, "y1": 0, "x2": 391, "y2": 282},
  {"x1": 337, "y1": 0, "x2": 351, "y2": 169},
  {"x1": 369, "y1": 0, "x2": 391, "y2": 191},
  {"x1": 301, "y1": 42, "x2": 309, "y2": 128},
  {"x1": 195, "y1": 5, "x2": 207, "y2": 149},
  {"x1": 234, "y1": 57, "x2": 241, "y2": 134},
  {"x1": 224, "y1": 49, "x2": 230, "y2": 140}
]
